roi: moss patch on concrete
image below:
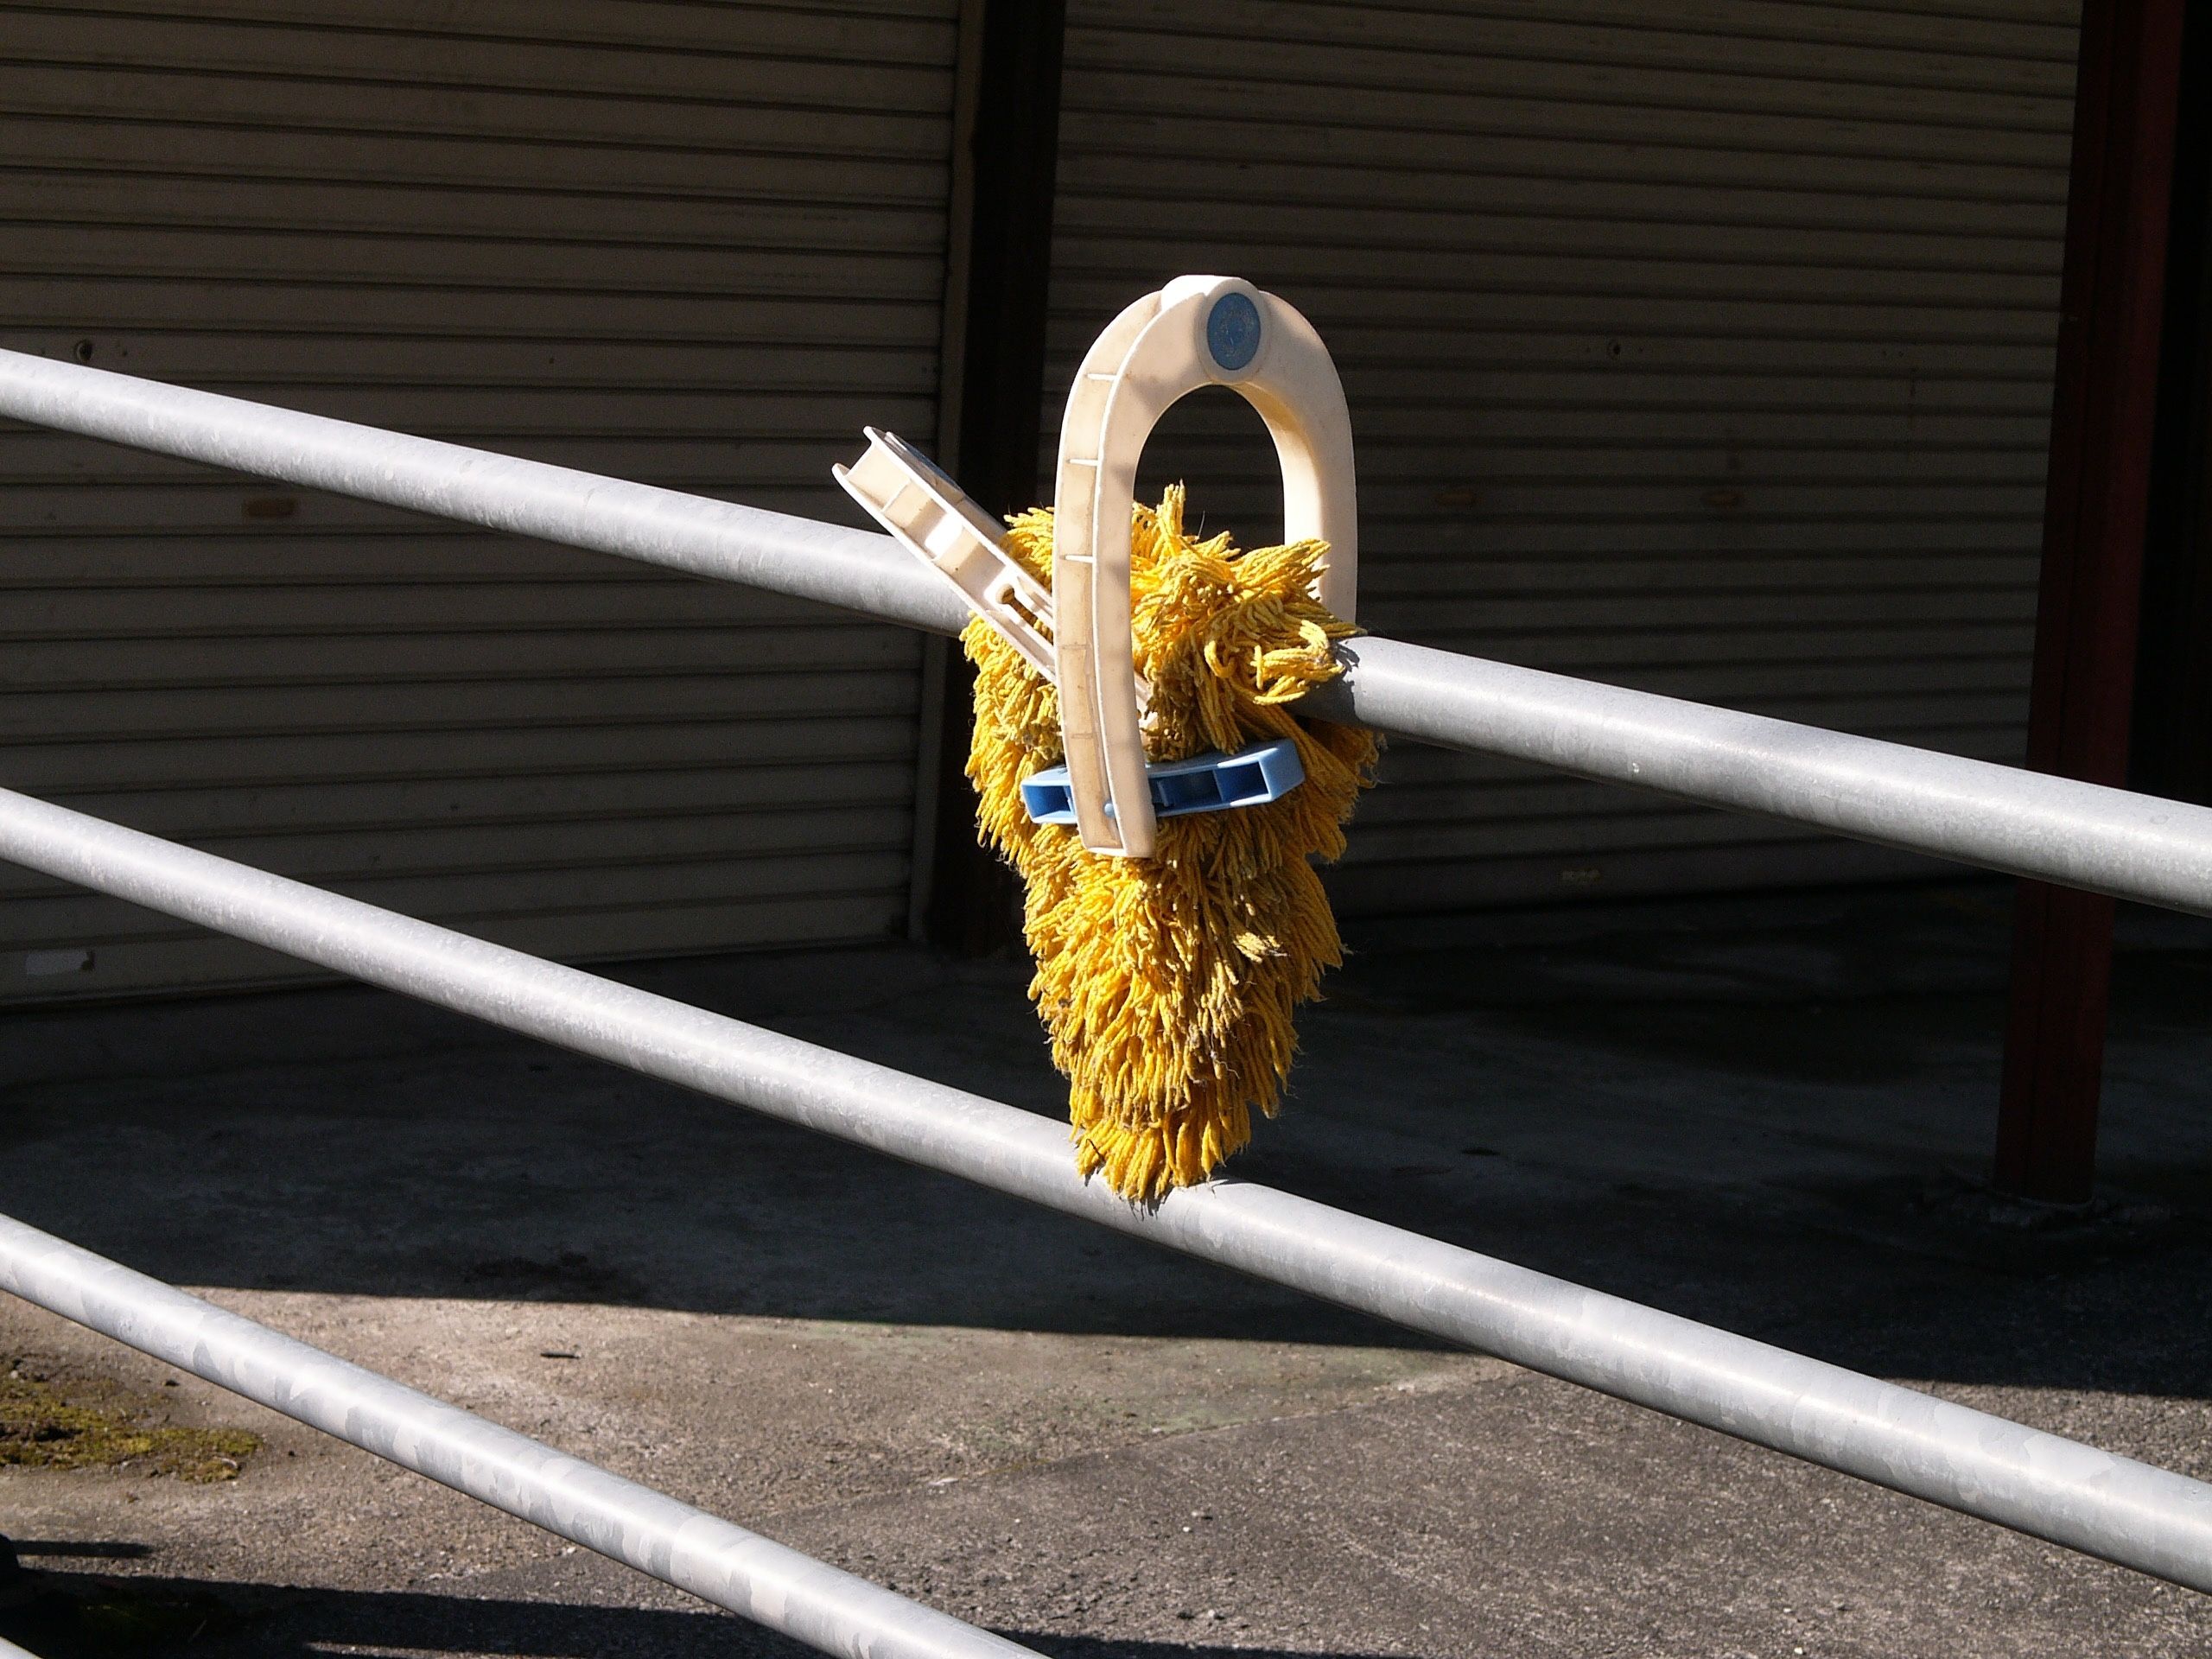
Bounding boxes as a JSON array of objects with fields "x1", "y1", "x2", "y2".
[{"x1": 0, "y1": 1368, "x2": 259, "y2": 1481}]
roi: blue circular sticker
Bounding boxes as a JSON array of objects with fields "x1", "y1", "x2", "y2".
[{"x1": 1205, "y1": 292, "x2": 1262, "y2": 372}]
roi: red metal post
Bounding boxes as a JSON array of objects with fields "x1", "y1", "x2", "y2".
[{"x1": 1994, "y1": 0, "x2": 2186, "y2": 1202}]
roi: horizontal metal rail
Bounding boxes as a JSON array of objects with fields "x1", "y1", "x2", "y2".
[
  {"x1": 2, "y1": 784, "x2": 2207, "y2": 1592},
  {"x1": 5, "y1": 346, "x2": 2212, "y2": 916},
  {"x1": 0, "y1": 1209, "x2": 1037, "y2": 1659}
]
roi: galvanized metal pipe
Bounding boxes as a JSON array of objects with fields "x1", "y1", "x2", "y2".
[
  {"x1": 0, "y1": 348, "x2": 962, "y2": 634},
  {"x1": 1, "y1": 785, "x2": 2208, "y2": 1592},
  {"x1": 6, "y1": 349, "x2": 2212, "y2": 917},
  {"x1": 0, "y1": 1208, "x2": 1038, "y2": 1659},
  {"x1": 1306, "y1": 641, "x2": 2212, "y2": 915}
]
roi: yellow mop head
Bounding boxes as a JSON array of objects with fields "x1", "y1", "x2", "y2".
[{"x1": 963, "y1": 486, "x2": 1377, "y2": 1203}]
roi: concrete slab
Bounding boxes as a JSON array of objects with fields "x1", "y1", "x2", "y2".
[{"x1": 3, "y1": 882, "x2": 2209, "y2": 1656}]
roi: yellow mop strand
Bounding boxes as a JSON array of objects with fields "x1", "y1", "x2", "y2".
[{"x1": 963, "y1": 486, "x2": 1377, "y2": 1203}]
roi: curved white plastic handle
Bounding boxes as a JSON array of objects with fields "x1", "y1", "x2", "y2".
[{"x1": 1052, "y1": 276, "x2": 1357, "y2": 858}]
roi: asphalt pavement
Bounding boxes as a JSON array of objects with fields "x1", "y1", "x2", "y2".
[{"x1": 3, "y1": 881, "x2": 2209, "y2": 1657}]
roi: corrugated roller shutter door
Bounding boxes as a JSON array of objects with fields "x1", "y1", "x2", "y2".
[
  {"x1": 0, "y1": 0, "x2": 960, "y2": 1000},
  {"x1": 1050, "y1": 0, "x2": 2075, "y2": 915}
]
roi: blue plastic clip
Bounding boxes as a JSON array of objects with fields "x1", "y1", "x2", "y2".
[{"x1": 1021, "y1": 737, "x2": 1304, "y2": 827}]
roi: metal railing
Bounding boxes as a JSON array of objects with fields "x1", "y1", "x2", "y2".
[
  {"x1": 6, "y1": 347, "x2": 2212, "y2": 918},
  {"x1": 2, "y1": 350, "x2": 2209, "y2": 1643},
  {"x1": 0, "y1": 1211, "x2": 1035, "y2": 1659}
]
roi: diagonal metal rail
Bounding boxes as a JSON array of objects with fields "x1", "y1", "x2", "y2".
[
  {"x1": 3, "y1": 346, "x2": 2212, "y2": 918},
  {"x1": 1, "y1": 782, "x2": 2207, "y2": 1592},
  {"x1": 0, "y1": 1216, "x2": 1037, "y2": 1659}
]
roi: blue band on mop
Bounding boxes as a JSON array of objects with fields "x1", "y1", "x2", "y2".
[{"x1": 1021, "y1": 737, "x2": 1304, "y2": 827}]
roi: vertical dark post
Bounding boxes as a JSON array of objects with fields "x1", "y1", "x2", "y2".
[
  {"x1": 2131, "y1": 4, "x2": 2212, "y2": 807},
  {"x1": 1993, "y1": 0, "x2": 2185, "y2": 1202},
  {"x1": 921, "y1": 0, "x2": 1067, "y2": 953}
]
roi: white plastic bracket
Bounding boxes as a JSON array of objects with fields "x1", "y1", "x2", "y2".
[
  {"x1": 835, "y1": 426, "x2": 1058, "y2": 682},
  {"x1": 1052, "y1": 276, "x2": 1357, "y2": 858}
]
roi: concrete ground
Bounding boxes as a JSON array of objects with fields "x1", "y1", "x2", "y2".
[{"x1": 3, "y1": 880, "x2": 2211, "y2": 1657}]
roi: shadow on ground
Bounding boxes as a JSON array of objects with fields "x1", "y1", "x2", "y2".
[
  {"x1": 3, "y1": 882, "x2": 2210, "y2": 1393},
  {"x1": 2, "y1": 1560, "x2": 1369, "y2": 1659},
  {"x1": 6, "y1": 884, "x2": 2212, "y2": 1658}
]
